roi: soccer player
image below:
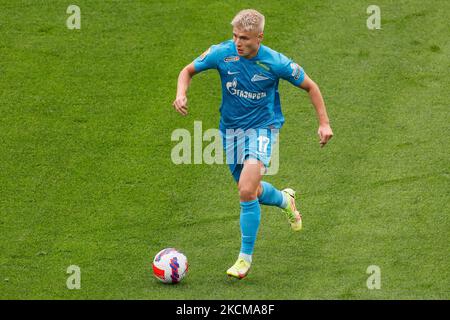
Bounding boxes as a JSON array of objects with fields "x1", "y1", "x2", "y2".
[{"x1": 173, "y1": 9, "x2": 333, "y2": 279}]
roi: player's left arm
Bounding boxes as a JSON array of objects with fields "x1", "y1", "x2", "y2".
[
  {"x1": 299, "y1": 74, "x2": 333, "y2": 148},
  {"x1": 276, "y1": 54, "x2": 333, "y2": 148}
]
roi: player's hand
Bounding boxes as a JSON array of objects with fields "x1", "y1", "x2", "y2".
[
  {"x1": 172, "y1": 95, "x2": 188, "y2": 116},
  {"x1": 318, "y1": 124, "x2": 333, "y2": 148}
]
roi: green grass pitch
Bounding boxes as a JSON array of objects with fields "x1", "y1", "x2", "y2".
[{"x1": 0, "y1": 0, "x2": 449, "y2": 299}]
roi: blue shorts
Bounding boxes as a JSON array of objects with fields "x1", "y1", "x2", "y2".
[{"x1": 221, "y1": 127, "x2": 279, "y2": 182}]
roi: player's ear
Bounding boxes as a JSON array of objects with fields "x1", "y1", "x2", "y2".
[{"x1": 258, "y1": 33, "x2": 264, "y2": 42}]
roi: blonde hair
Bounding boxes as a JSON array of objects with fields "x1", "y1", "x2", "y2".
[{"x1": 231, "y1": 9, "x2": 265, "y2": 33}]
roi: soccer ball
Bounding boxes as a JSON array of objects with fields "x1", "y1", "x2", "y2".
[{"x1": 152, "y1": 248, "x2": 188, "y2": 284}]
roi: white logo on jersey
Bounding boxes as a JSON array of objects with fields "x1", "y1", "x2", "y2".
[
  {"x1": 226, "y1": 78, "x2": 267, "y2": 100},
  {"x1": 224, "y1": 56, "x2": 240, "y2": 62},
  {"x1": 227, "y1": 70, "x2": 240, "y2": 75},
  {"x1": 199, "y1": 47, "x2": 211, "y2": 61},
  {"x1": 290, "y1": 62, "x2": 302, "y2": 80},
  {"x1": 251, "y1": 74, "x2": 269, "y2": 82}
]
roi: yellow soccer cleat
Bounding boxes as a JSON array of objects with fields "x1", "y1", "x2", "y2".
[
  {"x1": 281, "y1": 188, "x2": 303, "y2": 231},
  {"x1": 226, "y1": 258, "x2": 251, "y2": 279}
]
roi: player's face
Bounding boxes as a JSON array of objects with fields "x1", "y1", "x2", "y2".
[{"x1": 233, "y1": 28, "x2": 263, "y2": 58}]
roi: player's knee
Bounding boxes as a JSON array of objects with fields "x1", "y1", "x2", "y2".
[{"x1": 239, "y1": 185, "x2": 258, "y2": 201}]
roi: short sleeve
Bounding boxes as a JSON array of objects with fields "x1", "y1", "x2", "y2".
[
  {"x1": 275, "y1": 53, "x2": 305, "y2": 86},
  {"x1": 193, "y1": 45, "x2": 220, "y2": 72}
]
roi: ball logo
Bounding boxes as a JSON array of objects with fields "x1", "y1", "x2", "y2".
[{"x1": 170, "y1": 257, "x2": 180, "y2": 283}]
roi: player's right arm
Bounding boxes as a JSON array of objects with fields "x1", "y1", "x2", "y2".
[
  {"x1": 173, "y1": 62, "x2": 196, "y2": 116},
  {"x1": 172, "y1": 45, "x2": 220, "y2": 116}
]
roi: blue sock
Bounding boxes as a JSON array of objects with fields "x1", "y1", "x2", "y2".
[
  {"x1": 258, "y1": 181, "x2": 287, "y2": 208},
  {"x1": 239, "y1": 199, "x2": 261, "y2": 255}
]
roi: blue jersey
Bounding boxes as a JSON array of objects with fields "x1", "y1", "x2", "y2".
[{"x1": 193, "y1": 40, "x2": 305, "y2": 132}]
